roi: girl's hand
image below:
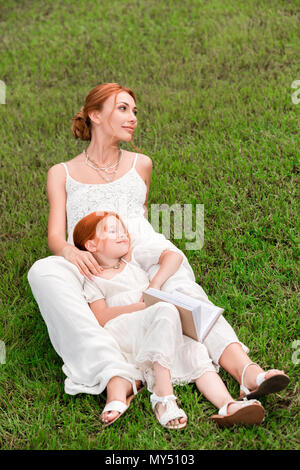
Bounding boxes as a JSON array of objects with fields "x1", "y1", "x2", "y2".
[
  {"x1": 136, "y1": 301, "x2": 146, "y2": 310},
  {"x1": 62, "y1": 245, "x2": 104, "y2": 280}
]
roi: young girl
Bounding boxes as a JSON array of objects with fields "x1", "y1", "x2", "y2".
[{"x1": 73, "y1": 210, "x2": 266, "y2": 429}]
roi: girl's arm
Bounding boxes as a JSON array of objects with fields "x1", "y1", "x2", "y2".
[
  {"x1": 89, "y1": 298, "x2": 146, "y2": 327},
  {"x1": 149, "y1": 250, "x2": 183, "y2": 289}
]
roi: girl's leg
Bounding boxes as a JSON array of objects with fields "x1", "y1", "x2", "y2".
[
  {"x1": 150, "y1": 259, "x2": 287, "y2": 396},
  {"x1": 106, "y1": 302, "x2": 188, "y2": 427},
  {"x1": 218, "y1": 343, "x2": 287, "y2": 392},
  {"x1": 195, "y1": 371, "x2": 236, "y2": 411},
  {"x1": 152, "y1": 362, "x2": 187, "y2": 428},
  {"x1": 195, "y1": 371, "x2": 260, "y2": 416},
  {"x1": 156, "y1": 273, "x2": 252, "y2": 368},
  {"x1": 159, "y1": 276, "x2": 286, "y2": 391},
  {"x1": 28, "y1": 255, "x2": 143, "y2": 424}
]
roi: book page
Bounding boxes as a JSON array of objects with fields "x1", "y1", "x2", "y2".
[
  {"x1": 144, "y1": 288, "x2": 224, "y2": 342},
  {"x1": 145, "y1": 288, "x2": 199, "y2": 310}
]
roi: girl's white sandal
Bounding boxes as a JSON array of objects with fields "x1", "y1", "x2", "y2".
[
  {"x1": 150, "y1": 393, "x2": 188, "y2": 430},
  {"x1": 238, "y1": 362, "x2": 290, "y2": 400},
  {"x1": 210, "y1": 399, "x2": 265, "y2": 427}
]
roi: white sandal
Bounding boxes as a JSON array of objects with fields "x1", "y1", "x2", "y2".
[
  {"x1": 101, "y1": 379, "x2": 144, "y2": 427},
  {"x1": 210, "y1": 399, "x2": 265, "y2": 427},
  {"x1": 150, "y1": 393, "x2": 188, "y2": 430},
  {"x1": 238, "y1": 362, "x2": 290, "y2": 400}
]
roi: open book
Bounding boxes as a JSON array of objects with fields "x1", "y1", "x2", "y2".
[{"x1": 143, "y1": 288, "x2": 224, "y2": 342}]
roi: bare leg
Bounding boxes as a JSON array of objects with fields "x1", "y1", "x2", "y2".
[
  {"x1": 101, "y1": 377, "x2": 142, "y2": 424},
  {"x1": 153, "y1": 362, "x2": 187, "y2": 427},
  {"x1": 195, "y1": 371, "x2": 257, "y2": 415},
  {"x1": 218, "y1": 343, "x2": 286, "y2": 390}
]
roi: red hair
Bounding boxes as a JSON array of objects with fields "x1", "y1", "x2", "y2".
[
  {"x1": 72, "y1": 82, "x2": 142, "y2": 152},
  {"x1": 73, "y1": 211, "x2": 131, "y2": 252}
]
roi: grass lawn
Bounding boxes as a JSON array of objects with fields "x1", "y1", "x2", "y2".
[{"x1": 0, "y1": 0, "x2": 299, "y2": 450}]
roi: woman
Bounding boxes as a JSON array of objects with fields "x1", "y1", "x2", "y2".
[{"x1": 28, "y1": 82, "x2": 289, "y2": 426}]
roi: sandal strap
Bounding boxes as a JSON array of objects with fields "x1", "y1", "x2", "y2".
[
  {"x1": 102, "y1": 400, "x2": 128, "y2": 414},
  {"x1": 131, "y1": 379, "x2": 138, "y2": 395},
  {"x1": 150, "y1": 393, "x2": 187, "y2": 427},
  {"x1": 150, "y1": 393, "x2": 177, "y2": 410},
  {"x1": 256, "y1": 369, "x2": 277, "y2": 387},
  {"x1": 219, "y1": 399, "x2": 262, "y2": 416},
  {"x1": 240, "y1": 362, "x2": 259, "y2": 394},
  {"x1": 240, "y1": 364, "x2": 280, "y2": 394},
  {"x1": 160, "y1": 403, "x2": 187, "y2": 427}
]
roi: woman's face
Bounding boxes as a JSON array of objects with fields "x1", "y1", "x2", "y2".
[
  {"x1": 94, "y1": 215, "x2": 129, "y2": 257},
  {"x1": 93, "y1": 91, "x2": 138, "y2": 142}
]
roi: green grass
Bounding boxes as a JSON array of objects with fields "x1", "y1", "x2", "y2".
[{"x1": 0, "y1": 0, "x2": 299, "y2": 450}]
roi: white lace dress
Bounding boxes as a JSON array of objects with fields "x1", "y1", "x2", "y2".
[
  {"x1": 82, "y1": 247, "x2": 217, "y2": 392},
  {"x1": 60, "y1": 153, "x2": 196, "y2": 282}
]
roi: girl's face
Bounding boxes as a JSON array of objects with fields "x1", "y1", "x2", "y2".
[
  {"x1": 94, "y1": 215, "x2": 129, "y2": 257},
  {"x1": 92, "y1": 91, "x2": 138, "y2": 142}
]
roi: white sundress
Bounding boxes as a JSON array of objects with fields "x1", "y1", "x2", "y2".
[{"x1": 82, "y1": 247, "x2": 217, "y2": 393}]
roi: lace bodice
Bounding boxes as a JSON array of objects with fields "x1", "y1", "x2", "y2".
[{"x1": 60, "y1": 153, "x2": 147, "y2": 244}]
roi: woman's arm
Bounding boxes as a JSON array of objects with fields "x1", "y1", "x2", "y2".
[
  {"x1": 47, "y1": 164, "x2": 103, "y2": 279},
  {"x1": 149, "y1": 250, "x2": 183, "y2": 289},
  {"x1": 89, "y1": 298, "x2": 146, "y2": 327},
  {"x1": 47, "y1": 164, "x2": 70, "y2": 256}
]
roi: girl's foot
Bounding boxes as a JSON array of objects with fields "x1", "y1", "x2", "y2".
[
  {"x1": 152, "y1": 362, "x2": 187, "y2": 428},
  {"x1": 154, "y1": 397, "x2": 187, "y2": 428},
  {"x1": 239, "y1": 363, "x2": 289, "y2": 400},
  {"x1": 101, "y1": 377, "x2": 142, "y2": 424},
  {"x1": 211, "y1": 399, "x2": 265, "y2": 427},
  {"x1": 150, "y1": 393, "x2": 188, "y2": 429}
]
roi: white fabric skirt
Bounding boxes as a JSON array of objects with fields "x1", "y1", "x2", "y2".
[{"x1": 104, "y1": 301, "x2": 217, "y2": 393}]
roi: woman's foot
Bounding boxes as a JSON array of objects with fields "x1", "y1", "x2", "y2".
[{"x1": 101, "y1": 377, "x2": 142, "y2": 424}]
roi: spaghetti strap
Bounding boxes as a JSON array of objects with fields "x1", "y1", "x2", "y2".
[
  {"x1": 60, "y1": 162, "x2": 70, "y2": 178},
  {"x1": 121, "y1": 257, "x2": 128, "y2": 264},
  {"x1": 132, "y1": 153, "x2": 138, "y2": 169}
]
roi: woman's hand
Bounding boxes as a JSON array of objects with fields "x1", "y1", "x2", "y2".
[{"x1": 62, "y1": 245, "x2": 104, "y2": 280}]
